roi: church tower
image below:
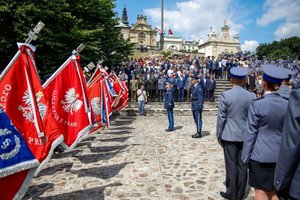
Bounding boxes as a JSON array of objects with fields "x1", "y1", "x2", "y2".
[{"x1": 122, "y1": 5, "x2": 129, "y2": 26}]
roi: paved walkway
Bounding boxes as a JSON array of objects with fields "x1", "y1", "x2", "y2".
[{"x1": 24, "y1": 113, "x2": 255, "y2": 200}]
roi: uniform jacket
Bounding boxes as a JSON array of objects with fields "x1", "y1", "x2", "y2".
[
  {"x1": 278, "y1": 85, "x2": 291, "y2": 100},
  {"x1": 164, "y1": 88, "x2": 175, "y2": 109},
  {"x1": 274, "y1": 89, "x2": 300, "y2": 199},
  {"x1": 216, "y1": 86, "x2": 256, "y2": 141},
  {"x1": 242, "y1": 93, "x2": 288, "y2": 163},
  {"x1": 191, "y1": 83, "x2": 204, "y2": 111}
]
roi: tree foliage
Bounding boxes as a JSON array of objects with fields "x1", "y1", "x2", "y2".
[
  {"x1": 256, "y1": 37, "x2": 300, "y2": 60},
  {"x1": 0, "y1": 0, "x2": 133, "y2": 77}
]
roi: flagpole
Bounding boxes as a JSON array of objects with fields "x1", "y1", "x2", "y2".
[
  {"x1": 0, "y1": 21, "x2": 45, "y2": 81},
  {"x1": 42, "y1": 43, "x2": 85, "y2": 88},
  {"x1": 160, "y1": 0, "x2": 164, "y2": 50}
]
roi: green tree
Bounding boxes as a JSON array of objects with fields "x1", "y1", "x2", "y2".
[
  {"x1": 0, "y1": 0, "x2": 133, "y2": 77},
  {"x1": 256, "y1": 37, "x2": 300, "y2": 60}
]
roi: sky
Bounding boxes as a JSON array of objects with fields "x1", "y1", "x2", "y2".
[{"x1": 115, "y1": 0, "x2": 300, "y2": 52}]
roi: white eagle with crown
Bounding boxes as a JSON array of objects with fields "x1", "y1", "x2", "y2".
[{"x1": 61, "y1": 88, "x2": 83, "y2": 114}]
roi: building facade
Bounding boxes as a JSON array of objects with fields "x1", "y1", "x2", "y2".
[
  {"x1": 198, "y1": 21, "x2": 240, "y2": 57},
  {"x1": 117, "y1": 6, "x2": 157, "y2": 52}
]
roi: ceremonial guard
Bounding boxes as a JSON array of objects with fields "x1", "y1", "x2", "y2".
[
  {"x1": 191, "y1": 76, "x2": 205, "y2": 138},
  {"x1": 164, "y1": 79, "x2": 175, "y2": 132},
  {"x1": 216, "y1": 67, "x2": 256, "y2": 200},
  {"x1": 274, "y1": 88, "x2": 300, "y2": 200},
  {"x1": 242, "y1": 65, "x2": 289, "y2": 200}
]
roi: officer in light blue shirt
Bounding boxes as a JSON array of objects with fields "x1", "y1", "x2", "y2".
[{"x1": 242, "y1": 65, "x2": 289, "y2": 200}]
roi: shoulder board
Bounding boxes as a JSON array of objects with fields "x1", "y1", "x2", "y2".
[{"x1": 254, "y1": 96, "x2": 264, "y2": 101}]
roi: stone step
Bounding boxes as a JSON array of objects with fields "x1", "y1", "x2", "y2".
[{"x1": 124, "y1": 102, "x2": 218, "y2": 116}]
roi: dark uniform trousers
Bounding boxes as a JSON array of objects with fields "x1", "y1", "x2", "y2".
[
  {"x1": 167, "y1": 108, "x2": 174, "y2": 130},
  {"x1": 192, "y1": 110, "x2": 202, "y2": 132},
  {"x1": 222, "y1": 140, "x2": 247, "y2": 200}
]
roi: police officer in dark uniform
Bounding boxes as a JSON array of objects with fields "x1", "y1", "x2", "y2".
[
  {"x1": 216, "y1": 67, "x2": 256, "y2": 200},
  {"x1": 191, "y1": 76, "x2": 205, "y2": 138},
  {"x1": 242, "y1": 65, "x2": 289, "y2": 200},
  {"x1": 164, "y1": 79, "x2": 175, "y2": 132}
]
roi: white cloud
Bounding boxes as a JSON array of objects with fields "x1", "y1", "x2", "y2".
[
  {"x1": 257, "y1": 0, "x2": 300, "y2": 39},
  {"x1": 241, "y1": 40, "x2": 259, "y2": 52},
  {"x1": 144, "y1": 0, "x2": 244, "y2": 41}
]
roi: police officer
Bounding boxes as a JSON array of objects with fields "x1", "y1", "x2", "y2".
[
  {"x1": 274, "y1": 88, "x2": 300, "y2": 200},
  {"x1": 278, "y1": 67, "x2": 296, "y2": 100},
  {"x1": 164, "y1": 79, "x2": 175, "y2": 132},
  {"x1": 242, "y1": 65, "x2": 289, "y2": 200},
  {"x1": 191, "y1": 76, "x2": 205, "y2": 138},
  {"x1": 216, "y1": 67, "x2": 256, "y2": 200}
]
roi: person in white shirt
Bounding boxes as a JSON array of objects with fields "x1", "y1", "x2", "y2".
[{"x1": 137, "y1": 85, "x2": 147, "y2": 116}]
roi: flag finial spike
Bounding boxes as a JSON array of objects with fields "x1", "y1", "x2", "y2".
[{"x1": 25, "y1": 21, "x2": 45, "y2": 44}]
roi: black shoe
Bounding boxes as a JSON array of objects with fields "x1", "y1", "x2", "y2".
[
  {"x1": 220, "y1": 191, "x2": 230, "y2": 199},
  {"x1": 192, "y1": 132, "x2": 202, "y2": 138}
]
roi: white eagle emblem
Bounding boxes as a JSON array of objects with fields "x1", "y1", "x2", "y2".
[
  {"x1": 18, "y1": 90, "x2": 47, "y2": 122},
  {"x1": 91, "y1": 97, "x2": 101, "y2": 115},
  {"x1": 61, "y1": 88, "x2": 83, "y2": 114}
]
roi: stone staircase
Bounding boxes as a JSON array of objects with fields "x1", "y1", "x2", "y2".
[{"x1": 214, "y1": 79, "x2": 232, "y2": 103}]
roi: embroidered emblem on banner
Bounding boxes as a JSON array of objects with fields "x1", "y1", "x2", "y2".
[
  {"x1": 0, "y1": 128, "x2": 21, "y2": 160},
  {"x1": 18, "y1": 90, "x2": 47, "y2": 122},
  {"x1": 91, "y1": 97, "x2": 101, "y2": 115},
  {"x1": 61, "y1": 88, "x2": 82, "y2": 114}
]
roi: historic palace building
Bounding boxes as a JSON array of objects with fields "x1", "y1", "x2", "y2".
[
  {"x1": 117, "y1": 7, "x2": 240, "y2": 55},
  {"x1": 198, "y1": 21, "x2": 240, "y2": 57},
  {"x1": 116, "y1": 6, "x2": 157, "y2": 52}
]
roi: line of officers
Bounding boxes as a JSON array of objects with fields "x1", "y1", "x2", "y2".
[{"x1": 163, "y1": 65, "x2": 299, "y2": 200}]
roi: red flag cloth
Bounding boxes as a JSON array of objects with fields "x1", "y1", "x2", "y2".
[
  {"x1": 101, "y1": 79, "x2": 113, "y2": 127},
  {"x1": 168, "y1": 28, "x2": 173, "y2": 35},
  {"x1": 0, "y1": 170, "x2": 35, "y2": 200},
  {"x1": 43, "y1": 55, "x2": 91, "y2": 149},
  {"x1": 87, "y1": 73, "x2": 104, "y2": 133},
  {"x1": 109, "y1": 74, "x2": 128, "y2": 112},
  {"x1": 0, "y1": 44, "x2": 63, "y2": 198}
]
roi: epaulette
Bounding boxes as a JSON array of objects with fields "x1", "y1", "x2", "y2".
[{"x1": 254, "y1": 96, "x2": 264, "y2": 101}]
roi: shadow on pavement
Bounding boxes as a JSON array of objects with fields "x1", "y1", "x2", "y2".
[
  {"x1": 89, "y1": 144, "x2": 129, "y2": 153},
  {"x1": 28, "y1": 183, "x2": 123, "y2": 200},
  {"x1": 100, "y1": 136, "x2": 131, "y2": 143},
  {"x1": 174, "y1": 126, "x2": 183, "y2": 130},
  {"x1": 106, "y1": 130, "x2": 132, "y2": 135},
  {"x1": 108, "y1": 126, "x2": 135, "y2": 130},
  {"x1": 71, "y1": 162, "x2": 133, "y2": 179},
  {"x1": 23, "y1": 183, "x2": 55, "y2": 199},
  {"x1": 202, "y1": 131, "x2": 210, "y2": 137},
  {"x1": 52, "y1": 149, "x2": 82, "y2": 159},
  {"x1": 37, "y1": 163, "x2": 74, "y2": 177}
]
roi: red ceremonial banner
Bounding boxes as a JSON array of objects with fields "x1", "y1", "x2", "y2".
[
  {"x1": 43, "y1": 55, "x2": 91, "y2": 149},
  {"x1": 0, "y1": 44, "x2": 63, "y2": 199}
]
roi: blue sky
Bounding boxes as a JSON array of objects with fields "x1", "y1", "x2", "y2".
[{"x1": 115, "y1": 0, "x2": 300, "y2": 52}]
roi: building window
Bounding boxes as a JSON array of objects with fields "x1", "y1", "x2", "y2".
[{"x1": 138, "y1": 32, "x2": 146, "y2": 41}]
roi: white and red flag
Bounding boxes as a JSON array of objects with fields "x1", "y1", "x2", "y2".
[
  {"x1": 43, "y1": 55, "x2": 91, "y2": 149},
  {"x1": 0, "y1": 44, "x2": 63, "y2": 199}
]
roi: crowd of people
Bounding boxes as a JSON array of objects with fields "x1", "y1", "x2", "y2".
[
  {"x1": 114, "y1": 53, "x2": 300, "y2": 200},
  {"x1": 113, "y1": 53, "x2": 300, "y2": 103}
]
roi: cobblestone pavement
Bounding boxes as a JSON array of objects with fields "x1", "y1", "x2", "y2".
[{"x1": 24, "y1": 113, "x2": 255, "y2": 200}]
